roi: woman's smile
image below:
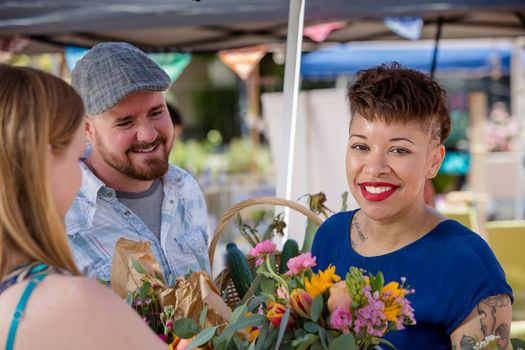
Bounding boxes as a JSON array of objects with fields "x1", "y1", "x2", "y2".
[{"x1": 359, "y1": 182, "x2": 399, "y2": 201}]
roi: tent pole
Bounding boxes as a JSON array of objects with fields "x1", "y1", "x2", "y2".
[
  {"x1": 276, "y1": 0, "x2": 305, "y2": 241},
  {"x1": 430, "y1": 17, "x2": 444, "y2": 79},
  {"x1": 512, "y1": 37, "x2": 525, "y2": 220}
]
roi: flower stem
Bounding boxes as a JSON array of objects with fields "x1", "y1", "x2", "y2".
[{"x1": 265, "y1": 254, "x2": 289, "y2": 292}]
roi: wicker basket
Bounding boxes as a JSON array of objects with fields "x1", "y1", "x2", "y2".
[{"x1": 208, "y1": 196, "x2": 323, "y2": 308}]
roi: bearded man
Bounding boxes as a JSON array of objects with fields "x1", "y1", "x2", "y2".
[{"x1": 66, "y1": 42, "x2": 209, "y2": 284}]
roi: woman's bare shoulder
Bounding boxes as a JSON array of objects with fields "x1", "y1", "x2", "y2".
[{"x1": 5, "y1": 275, "x2": 166, "y2": 350}]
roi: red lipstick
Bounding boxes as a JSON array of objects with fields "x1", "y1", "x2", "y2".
[{"x1": 359, "y1": 182, "x2": 398, "y2": 202}]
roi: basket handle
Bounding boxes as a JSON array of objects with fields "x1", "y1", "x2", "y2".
[{"x1": 208, "y1": 196, "x2": 323, "y2": 271}]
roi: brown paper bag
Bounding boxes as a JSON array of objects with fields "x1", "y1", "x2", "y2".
[
  {"x1": 110, "y1": 238, "x2": 231, "y2": 327},
  {"x1": 110, "y1": 237, "x2": 165, "y2": 299},
  {"x1": 160, "y1": 272, "x2": 232, "y2": 327}
]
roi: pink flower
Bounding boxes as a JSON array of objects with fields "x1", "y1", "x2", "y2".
[
  {"x1": 250, "y1": 240, "x2": 277, "y2": 266},
  {"x1": 329, "y1": 307, "x2": 353, "y2": 334},
  {"x1": 276, "y1": 286, "x2": 290, "y2": 300},
  {"x1": 286, "y1": 253, "x2": 317, "y2": 276}
]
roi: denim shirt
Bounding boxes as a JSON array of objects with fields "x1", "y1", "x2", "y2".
[{"x1": 65, "y1": 161, "x2": 210, "y2": 286}]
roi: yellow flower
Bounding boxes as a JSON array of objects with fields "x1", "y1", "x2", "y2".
[
  {"x1": 380, "y1": 282, "x2": 405, "y2": 322},
  {"x1": 305, "y1": 265, "x2": 341, "y2": 298},
  {"x1": 248, "y1": 328, "x2": 260, "y2": 342}
]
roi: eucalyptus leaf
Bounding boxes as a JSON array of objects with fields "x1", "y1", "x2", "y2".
[
  {"x1": 312, "y1": 342, "x2": 324, "y2": 350},
  {"x1": 138, "y1": 280, "x2": 151, "y2": 300},
  {"x1": 247, "y1": 295, "x2": 266, "y2": 312},
  {"x1": 318, "y1": 327, "x2": 329, "y2": 349},
  {"x1": 237, "y1": 274, "x2": 262, "y2": 307},
  {"x1": 294, "y1": 333, "x2": 319, "y2": 350},
  {"x1": 377, "y1": 337, "x2": 397, "y2": 349},
  {"x1": 230, "y1": 304, "x2": 248, "y2": 324},
  {"x1": 274, "y1": 307, "x2": 291, "y2": 350},
  {"x1": 183, "y1": 326, "x2": 218, "y2": 350},
  {"x1": 261, "y1": 328, "x2": 279, "y2": 350},
  {"x1": 172, "y1": 318, "x2": 200, "y2": 339},
  {"x1": 328, "y1": 333, "x2": 356, "y2": 350},
  {"x1": 215, "y1": 314, "x2": 266, "y2": 343},
  {"x1": 131, "y1": 257, "x2": 145, "y2": 274},
  {"x1": 212, "y1": 335, "x2": 228, "y2": 350},
  {"x1": 199, "y1": 306, "x2": 208, "y2": 328},
  {"x1": 254, "y1": 321, "x2": 269, "y2": 350},
  {"x1": 311, "y1": 294, "x2": 324, "y2": 322},
  {"x1": 260, "y1": 275, "x2": 276, "y2": 295},
  {"x1": 303, "y1": 322, "x2": 319, "y2": 334},
  {"x1": 233, "y1": 335, "x2": 246, "y2": 349}
]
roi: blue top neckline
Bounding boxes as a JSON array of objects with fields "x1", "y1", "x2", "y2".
[{"x1": 345, "y1": 209, "x2": 455, "y2": 259}]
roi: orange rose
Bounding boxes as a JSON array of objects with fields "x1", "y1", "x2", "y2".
[{"x1": 327, "y1": 281, "x2": 352, "y2": 314}]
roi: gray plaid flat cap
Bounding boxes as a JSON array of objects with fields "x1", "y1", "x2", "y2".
[{"x1": 71, "y1": 42, "x2": 171, "y2": 115}]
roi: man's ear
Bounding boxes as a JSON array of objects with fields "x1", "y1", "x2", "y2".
[
  {"x1": 427, "y1": 144, "x2": 445, "y2": 179},
  {"x1": 84, "y1": 115, "x2": 94, "y2": 142}
]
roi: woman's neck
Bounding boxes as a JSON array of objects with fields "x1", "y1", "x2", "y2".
[
  {"x1": 355, "y1": 204, "x2": 443, "y2": 255},
  {"x1": 1, "y1": 255, "x2": 33, "y2": 280}
]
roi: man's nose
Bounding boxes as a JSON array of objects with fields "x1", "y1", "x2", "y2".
[{"x1": 136, "y1": 120, "x2": 158, "y2": 143}]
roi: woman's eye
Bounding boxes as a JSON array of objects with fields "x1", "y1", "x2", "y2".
[
  {"x1": 391, "y1": 147, "x2": 410, "y2": 154},
  {"x1": 350, "y1": 144, "x2": 368, "y2": 152}
]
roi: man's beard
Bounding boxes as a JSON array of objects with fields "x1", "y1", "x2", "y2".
[{"x1": 96, "y1": 137, "x2": 169, "y2": 181}]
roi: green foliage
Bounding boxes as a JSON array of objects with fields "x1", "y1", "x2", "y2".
[
  {"x1": 169, "y1": 135, "x2": 272, "y2": 178},
  {"x1": 310, "y1": 294, "x2": 324, "y2": 322},
  {"x1": 131, "y1": 257, "x2": 145, "y2": 274},
  {"x1": 226, "y1": 138, "x2": 272, "y2": 174},
  {"x1": 172, "y1": 319, "x2": 200, "y2": 339},
  {"x1": 185, "y1": 326, "x2": 219, "y2": 350},
  {"x1": 328, "y1": 334, "x2": 356, "y2": 350},
  {"x1": 280, "y1": 239, "x2": 300, "y2": 274}
]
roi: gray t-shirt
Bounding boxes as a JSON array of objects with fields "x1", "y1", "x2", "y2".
[{"x1": 116, "y1": 179, "x2": 163, "y2": 240}]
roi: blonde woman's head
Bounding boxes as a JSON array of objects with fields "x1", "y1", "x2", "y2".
[{"x1": 0, "y1": 64, "x2": 84, "y2": 277}]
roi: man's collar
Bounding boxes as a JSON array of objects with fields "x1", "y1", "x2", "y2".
[{"x1": 79, "y1": 161, "x2": 107, "y2": 203}]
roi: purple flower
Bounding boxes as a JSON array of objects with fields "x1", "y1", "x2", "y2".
[{"x1": 353, "y1": 285, "x2": 387, "y2": 337}]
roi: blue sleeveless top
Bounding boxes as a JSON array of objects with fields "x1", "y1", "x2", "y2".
[
  {"x1": 1, "y1": 262, "x2": 62, "y2": 350},
  {"x1": 311, "y1": 210, "x2": 513, "y2": 350}
]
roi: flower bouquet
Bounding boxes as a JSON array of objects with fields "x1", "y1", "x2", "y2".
[{"x1": 176, "y1": 239, "x2": 416, "y2": 350}]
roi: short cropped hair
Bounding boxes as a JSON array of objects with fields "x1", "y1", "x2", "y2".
[{"x1": 347, "y1": 63, "x2": 450, "y2": 143}]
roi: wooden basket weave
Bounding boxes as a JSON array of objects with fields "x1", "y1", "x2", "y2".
[{"x1": 208, "y1": 196, "x2": 323, "y2": 308}]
